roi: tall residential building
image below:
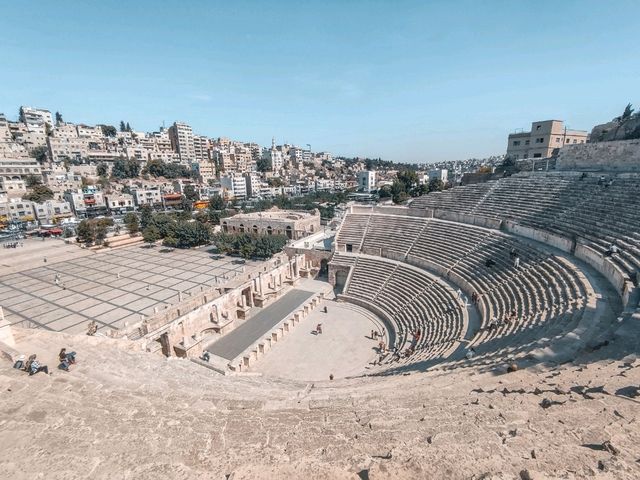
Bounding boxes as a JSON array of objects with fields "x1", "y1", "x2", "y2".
[
  {"x1": 357, "y1": 170, "x2": 377, "y2": 193},
  {"x1": 168, "y1": 122, "x2": 196, "y2": 163},
  {"x1": 506, "y1": 120, "x2": 588, "y2": 160},
  {"x1": 20, "y1": 106, "x2": 54, "y2": 127}
]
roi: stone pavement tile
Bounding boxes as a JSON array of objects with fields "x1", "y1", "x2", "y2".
[
  {"x1": 95, "y1": 307, "x2": 132, "y2": 323},
  {"x1": 148, "y1": 289, "x2": 177, "y2": 302},
  {"x1": 83, "y1": 285, "x2": 113, "y2": 297},
  {"x1": 172, "y1": 281, "x2": 198, "y2": 292},
  {"x1": 174, "y1": 270, "x2": 196, "y2": 280},
  {"x1": 99, "y1": 289, "x2": 130, "y2": 302},
  {"x1": 191, "y1": 274, "x2": 214, "y2": 284},
  {"x1": 128, "y1": 271, "x2": 152, "y2": 281},
  {"x1": 1, "y1": 294, "x2": 35, "y2": 307},
  {"x1": 55, "y1": 293, "x2": 87, "y2": 306},
  {"x1": 20, "y1": 303, "x2": 53, "y2": 317},
  {"x1": 40, "y1": 290, "x2": 72, "y2": 302},
  {"x1": 73, "y1": 298, "x2": 102, "y2": 310},
  {"x1": 46, "y1": 314, "x2": 88, "y2": 332},
  {"x1": 155, "y1": 277, "x2": 183, "y2": 288},
  {"x1": 82, "y1": 304, "x2": 117, "y2": 318},
  {"x1": 34, "y1": 310, "x2": 68, "y2": 324},
  {"x1": 110, "y1": 292, "x2": 142, "y2": 307},
  {"x1": 125, "y1": 297, "x2": 157, "y2": 312}
]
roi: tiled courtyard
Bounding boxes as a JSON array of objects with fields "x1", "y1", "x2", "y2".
[{"x1": 0, "y1": 243, "x2": 260, "y2": 334}]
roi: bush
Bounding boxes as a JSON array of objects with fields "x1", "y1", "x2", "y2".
[{"x1": 212, "y1": 232, "x2": 287, "y2": 259}]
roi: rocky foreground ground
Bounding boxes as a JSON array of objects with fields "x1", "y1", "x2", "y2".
[{"x1": 0, "y1": 326, "x2": 639, "y2": 480}]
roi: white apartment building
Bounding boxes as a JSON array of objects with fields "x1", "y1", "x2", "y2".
[
  {"x1": 131, "y1": 188, "x2": 162, "y2": 207},
  {"x1": 168, "y1": 122, "x2": 196, "y2": 163},
  {"x1": 220, "y1": 173, "x2": 247, "y2": 200},
  {"x1": 0, "y1": 157, "x2": 42, "y2": 182},
  {"x1": 32, "y1": 199, "x2": 73, "y2": 223},
  {"x1": 193, "y1": 135, "x2": 210, "y2": 162},
  {"x1": 426, "y1": 168, "x2": 448, "y2": 183},
  {"x1": 105, "y1": 193, "x2": 135, "y2": 213},
  {"x1": 20, "y1": 106, "x2": 53, "y2": 127},
  {"x1": 357, "y1": 170, "x2": 377, "y2": 192}
]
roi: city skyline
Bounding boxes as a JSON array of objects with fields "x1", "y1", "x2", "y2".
[{"x1": 1, "y1": 1, "x2": 639, "y2": 162}]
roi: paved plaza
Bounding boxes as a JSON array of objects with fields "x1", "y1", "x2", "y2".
[
  {"x1": 0, "y1": 240, "x2": 260, "y2": 334},
  {"x1": 251, "y1": 300, "x2": 381, "y2": 381}
]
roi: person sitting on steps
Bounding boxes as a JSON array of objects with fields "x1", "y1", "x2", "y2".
[{"x1": 26, "y1": 354, "x2": 49, "y2": 376}]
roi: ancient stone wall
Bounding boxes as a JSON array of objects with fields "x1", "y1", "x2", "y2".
[{"x1": 557, "y1": 139, "x2": 640, "y2": 172}]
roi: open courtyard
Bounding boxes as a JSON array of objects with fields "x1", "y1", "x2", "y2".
[{"x1": 0, "y1": 238, "x2": 261, "y2": 334}]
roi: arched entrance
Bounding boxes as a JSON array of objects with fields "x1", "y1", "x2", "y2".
[
  {"x1": 319, "y1": 259, "x2": 329, "y2": 278},
  {"x1": 335, "y1": 270, "x2": 348, "y2": 294},
  {"x1": 285, "y1": 225, "x2": 293, "y2": 240}
]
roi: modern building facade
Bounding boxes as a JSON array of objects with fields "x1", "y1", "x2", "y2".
[
  {"x1": 507, "y1": 120, "x2": 588, "y2": 160},
  {"x1": 168, "y1": 122, "x2": 196, "y2": 163},
  {"x1": 357, "y1": 170, "x2": 376, "y2": 192}
]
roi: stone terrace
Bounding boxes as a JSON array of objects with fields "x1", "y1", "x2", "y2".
[{"x1": 0, "y1": 244, "x2": 260, "y2": 334}]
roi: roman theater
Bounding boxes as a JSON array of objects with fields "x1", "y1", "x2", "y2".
[{"x1": 1, "y1": 141, "x2": 640, "y2": 479}]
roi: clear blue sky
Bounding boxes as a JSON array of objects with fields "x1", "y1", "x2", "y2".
[{"x1": 1, "y1": 1, "x2": 638, "y2": 163}]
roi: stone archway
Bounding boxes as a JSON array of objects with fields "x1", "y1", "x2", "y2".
[{"x1": 334, "y1": 270, "x2": 348, "y2": 294}]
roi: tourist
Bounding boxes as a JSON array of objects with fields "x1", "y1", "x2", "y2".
[
  {"x1": 201, "y1": 351, "x2": 210, "y2": 362},
  {"x1": 378, "y1": 340, "x2": 386, "y2": 353},
  {"x1": 87, "y1": 320, "x2": 98, "y2": 336},
  {"x1": 509, "y1": 247, "x2": 517, "y2": 259},
  {"x1": 598, "y1": 175, "x2": 606, "y2": 186},
  {"x1": 323, "y1": 305, "x2": 328, "y2": 313},
  {"x1": 514, "y1": 255, "x2": 520, "y2": 269},
  {"x1": 329, "y1": 373, "x2": 334, "y2": 381},
  {"x1": 13, "y1": 354, "x2": 26, "y2": 370},
  {"x1": 456, "y1": 288, "x2": 463, "y2": 300},
  {"x1": 316, "y1": 323, "x2": 323, "y2": 334},
  {"x1": 465, "y1": 347, "x2": 476, "y2": 360},
  {"x1": 54, "y1": 273, "x2": 61, "y2": 286},
  {"x1": 26, "y1": 354, "x2": 49, "y2": 376},
  {"x1": 485, "y1": 258, "x2": 496, "y2": 268},
  {"x1": 604, "y1": 244, "x2": 619, "y2": 257},
  {"x1": 58, "y1": 348, "x2": 76, "y2": 371}
]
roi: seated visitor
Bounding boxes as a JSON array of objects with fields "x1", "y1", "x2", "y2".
[
  {"x1": 201, "y1": 352, "x2": 210, "y2": 362},
  {"x1": 604, "y1": 244, "x2": 619, "y2": 257},
  {"x1": 58, "y1": 348, "x2": 77, "y2": 371},
  {"x1": 13, "y1": 354, "x2": 26, "y2": 370},
  {"x1": 26, "y1": 354, "x2": 49, "y2": 376},
  {"x1": 485, "y1": 258, "x2": 496, "y2": 268}
]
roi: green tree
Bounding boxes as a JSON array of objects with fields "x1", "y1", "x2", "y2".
[
  {"x1": 428, "y1": 179, "x2": 445, "y2": 193},
  {"x1": 267, "y1": 177, "x2": 284, "y2": 187},
  {"x1": 622, "y1": 103, "x2": 634, "y2": 121},
  {"x1": 174, "y1": 221, "x2": 211, "y2": 248},
  {"x1": 55, "y1": 111, "x2": 63, "y2": 126},
  {"x1": 24, "y1": 174, "x2": 42, "y2": 187},
  {"x1": 97, "y1": 163, "x2": 108, "y2": 177},
  {"x1": 100, "y1": 125, "x2": 117, "y2": 137},
  {"x1": 123, "y1": 212, "x2": 139, "y2": 234},
  {"x1": 18, "y1": 106, "x2": 25, "y2": 123},
  {"x1": 24, "y1": 185, "x2": 54, "y2": 203},
  {"x1": 183, "y1": 184, "x2": 199, "y2": 202},
  {"x1": 162, "y1": 236, "x2": 178, "y2": 248},
  {"x1": 111, "y1": 159, "x2": 140, "y2": 179},
  {"x1": 208, "y1": 195, "x2": 226, "y2": 210},
  {"x1": 45, "y1": 123, "x2": 53, "y2": 136},
  {"x1": 31, "y1": 146, "x2": 49, "y2": 164},
  {"x1": 257, "y1": 157, "x2": 272, "y2": 172},
  {"x1": 126, "y1": 122, "x2": 132, "y2": 132},
  {"x1": 142, "y1": 225, "x2": 161, "y2": 245},
  {"x1": 119, "y1": 120, "x2": 126, "y2": 132},
  {"x1": 76, "y1": 219, "x2": 96, "y2": 245},
  {"x1": 139, "y1": 204, "x2": 154, "y2": 229}
]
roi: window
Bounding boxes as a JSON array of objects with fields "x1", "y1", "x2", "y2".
[
  {"x1": 525, "y1": 140, "x2": 530, "y2": 145},
  {"x1": 346, "y1": 244, "x2": 353, "y2": 252},
  {"x1": 512, "y1": 140, "x2": 521, "y2": 146},
  {"x1": 535, "y1": 138, "x2": 544, "y2": 144},
  {"x1": 573, "y1": 139, "x2": 577, "y2": 143},
  {"x1": 556, "y1": 137, "x2": 561, "y2": 143},
  {"x1": 566, "y1": 138, "x2": 570, "y2": 143},
  {"x1": 533, "y1": 153, "x2": 542, "y2": 158},
  {"x1": 536, "y1": 125, "x2": 541, "y2": 131}
]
